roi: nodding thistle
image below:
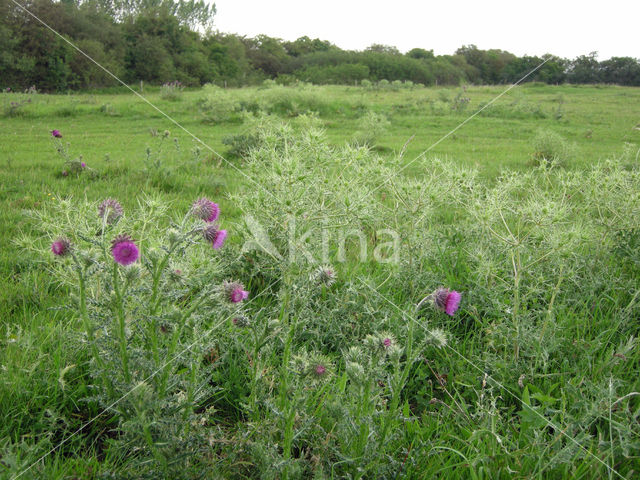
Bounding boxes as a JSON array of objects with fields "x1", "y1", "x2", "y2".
[
  {"x1": 202, "y1": 224, "x2": 227, "y2": 249},
  {"x1": 313, "y1": 264, "x2": 336, "y2": 286},
  {"x1": 232, "y1": 315, "x2": 251, "y2": 327},
  {"x1": 98, "y1": 198, "x2": 123, "y2": 225},
  {"x1": 111, "y1": 234, "x2": 139, "y2": 266},
  {"x1": 417, "y1": 287, "x2": 462, "y2": 316},
  {"x1": 192, "y1": 198, "x2": 220, "y2": 222},
  {"x1": 51, "y1": 238, "x2": 71, "y2": 256},
  {"x1": 223, "y1": 281, "x2": 249, "y2": 303}
]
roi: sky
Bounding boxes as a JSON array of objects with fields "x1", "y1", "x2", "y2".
[{"x1": 211, "y1": 0, "x2": 639, "y2": 60}]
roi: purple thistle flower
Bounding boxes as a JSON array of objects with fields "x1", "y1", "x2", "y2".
[
  {"x1": 382, "y1": 338, "x2": 392, "y2": 348},
  {"x1": 81, "y1": 162, "x2": 86, "y2": 168},
  {"x1": 192, "y1": 198, "x2": 219, "y2": 222},
  {"x1": 432, "y1": 287, "x2": 461, "y2": 316},
  {"x1": 202, "y1": 225, "x2": 226, "y2": 249},
  {"x1": 230, "y1": 288, "x2": 249, "y2": 303},
  {"x1": 51, "y1": 238, "x2": 70, "y2": 256},
  {"x1": 224, "y1": 281, "x2": 248, "y2": 303},
  {"x1": 98, "y1": 198, "x2": 123, "y2": 225},
  {"x1": 314, "y1": 364, "x2": 327, "y2": 377},
  {"x1": 111, "y1": 234, "x2": 139, "y2": 266},
  {"x1": 445, "y1": 290, "x2": 461, "y2": 316},
  {"x1": 51, "y1": 130, "x2": 62, "y2": 138}
]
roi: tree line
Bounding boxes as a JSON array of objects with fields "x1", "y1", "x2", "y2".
[{"x1": 1, "y1": 0, "x2": 639, "y2": 91}]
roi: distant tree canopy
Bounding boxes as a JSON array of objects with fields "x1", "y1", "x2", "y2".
[
  {"x1": 1, "y1": 0, "x2": 639, "y2": 91},
  {"x1": 94, "y1": 0, "x2": 216, "y2": 29}
]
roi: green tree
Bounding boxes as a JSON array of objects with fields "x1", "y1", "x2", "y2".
[
  {"x1": 283, "y1": 36, "x2": 334, "y2": 57},
  {"x1": 600, "y1": 57, "x2": 640, "y2": 86},
  {"x1": 407, "y1": 48, "x2": 434, "y2": 60},
  {"x1": 567, "y1": 52, "x2": 601, "y2": 83},
  {"x1": 95, "y1": 0, "x2": 216, "y2": 29},
  {"x1": 244, "y1": 34, "x2": 291, "y2": 77}
]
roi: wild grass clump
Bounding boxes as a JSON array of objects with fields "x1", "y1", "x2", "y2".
[
  {"x1": 479, "y1": 99, "x2": 547, "y2": 119},
  {"x1": 222, "y1": 112, "x2": 322, "y2": 159},
  {"x1": 197, "y1": 84, "x2": 347, "y2": 124}
]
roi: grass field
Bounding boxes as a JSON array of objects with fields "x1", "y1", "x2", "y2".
[{"x1": 1, "y1": 83, "x2": 639, "y2": 479}]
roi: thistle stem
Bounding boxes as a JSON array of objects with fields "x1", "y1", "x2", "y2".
[{"x1": 113, "y1": 262, "x2": 130, "y2": 383}]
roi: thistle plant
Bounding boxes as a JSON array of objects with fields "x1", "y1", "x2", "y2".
[
  {"x1": 225, "y1": 117, "x2": 639, "y2": 477},
  {"x1": 19, "y1": 194, "x2": 249, "y2": 470},
  {"x1": 50, "y1": 129, "x2": 95, "y2": 177},
  {"x1": 160, "y1": 80, "x2": 184, "y2": 101}
]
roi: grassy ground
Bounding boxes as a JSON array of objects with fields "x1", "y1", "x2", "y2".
[{"x1": 1, "y1": 83, "x2": 639, "y2": 479}]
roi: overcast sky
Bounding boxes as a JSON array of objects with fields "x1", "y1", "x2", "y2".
[{"x1": 212, "y1": 0, "x2": 638, "y2": 60}]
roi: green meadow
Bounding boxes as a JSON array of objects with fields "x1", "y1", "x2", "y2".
[{"x1": 1, "y1": 83, "x2": 639, "y2": 479}]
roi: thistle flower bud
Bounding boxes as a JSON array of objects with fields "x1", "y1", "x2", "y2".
[
  {"x1": 232, "y1": 315, "x2": 251, "y2": 327},
  {"x1": 167, "y1": 228, "x2": 181, "y2": 246},
  {"x1": 428, "y1": 328, "x2": 448, "y2": 348},
  {"x1": 169, "y1": 268, "x2": 184, "y2": 283},
  {"x1": 345, "y1": 361, "x2": 365, "y2": 382},
  {"x1": 313, "y1": 264, "x2": 336, "y2": 286},
  {"x1": 313, "y1": 364, "x2": 327, "y2": 378},
  {"x1": 124, "y1": 263, "x2": 143, "y2": 282}
]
